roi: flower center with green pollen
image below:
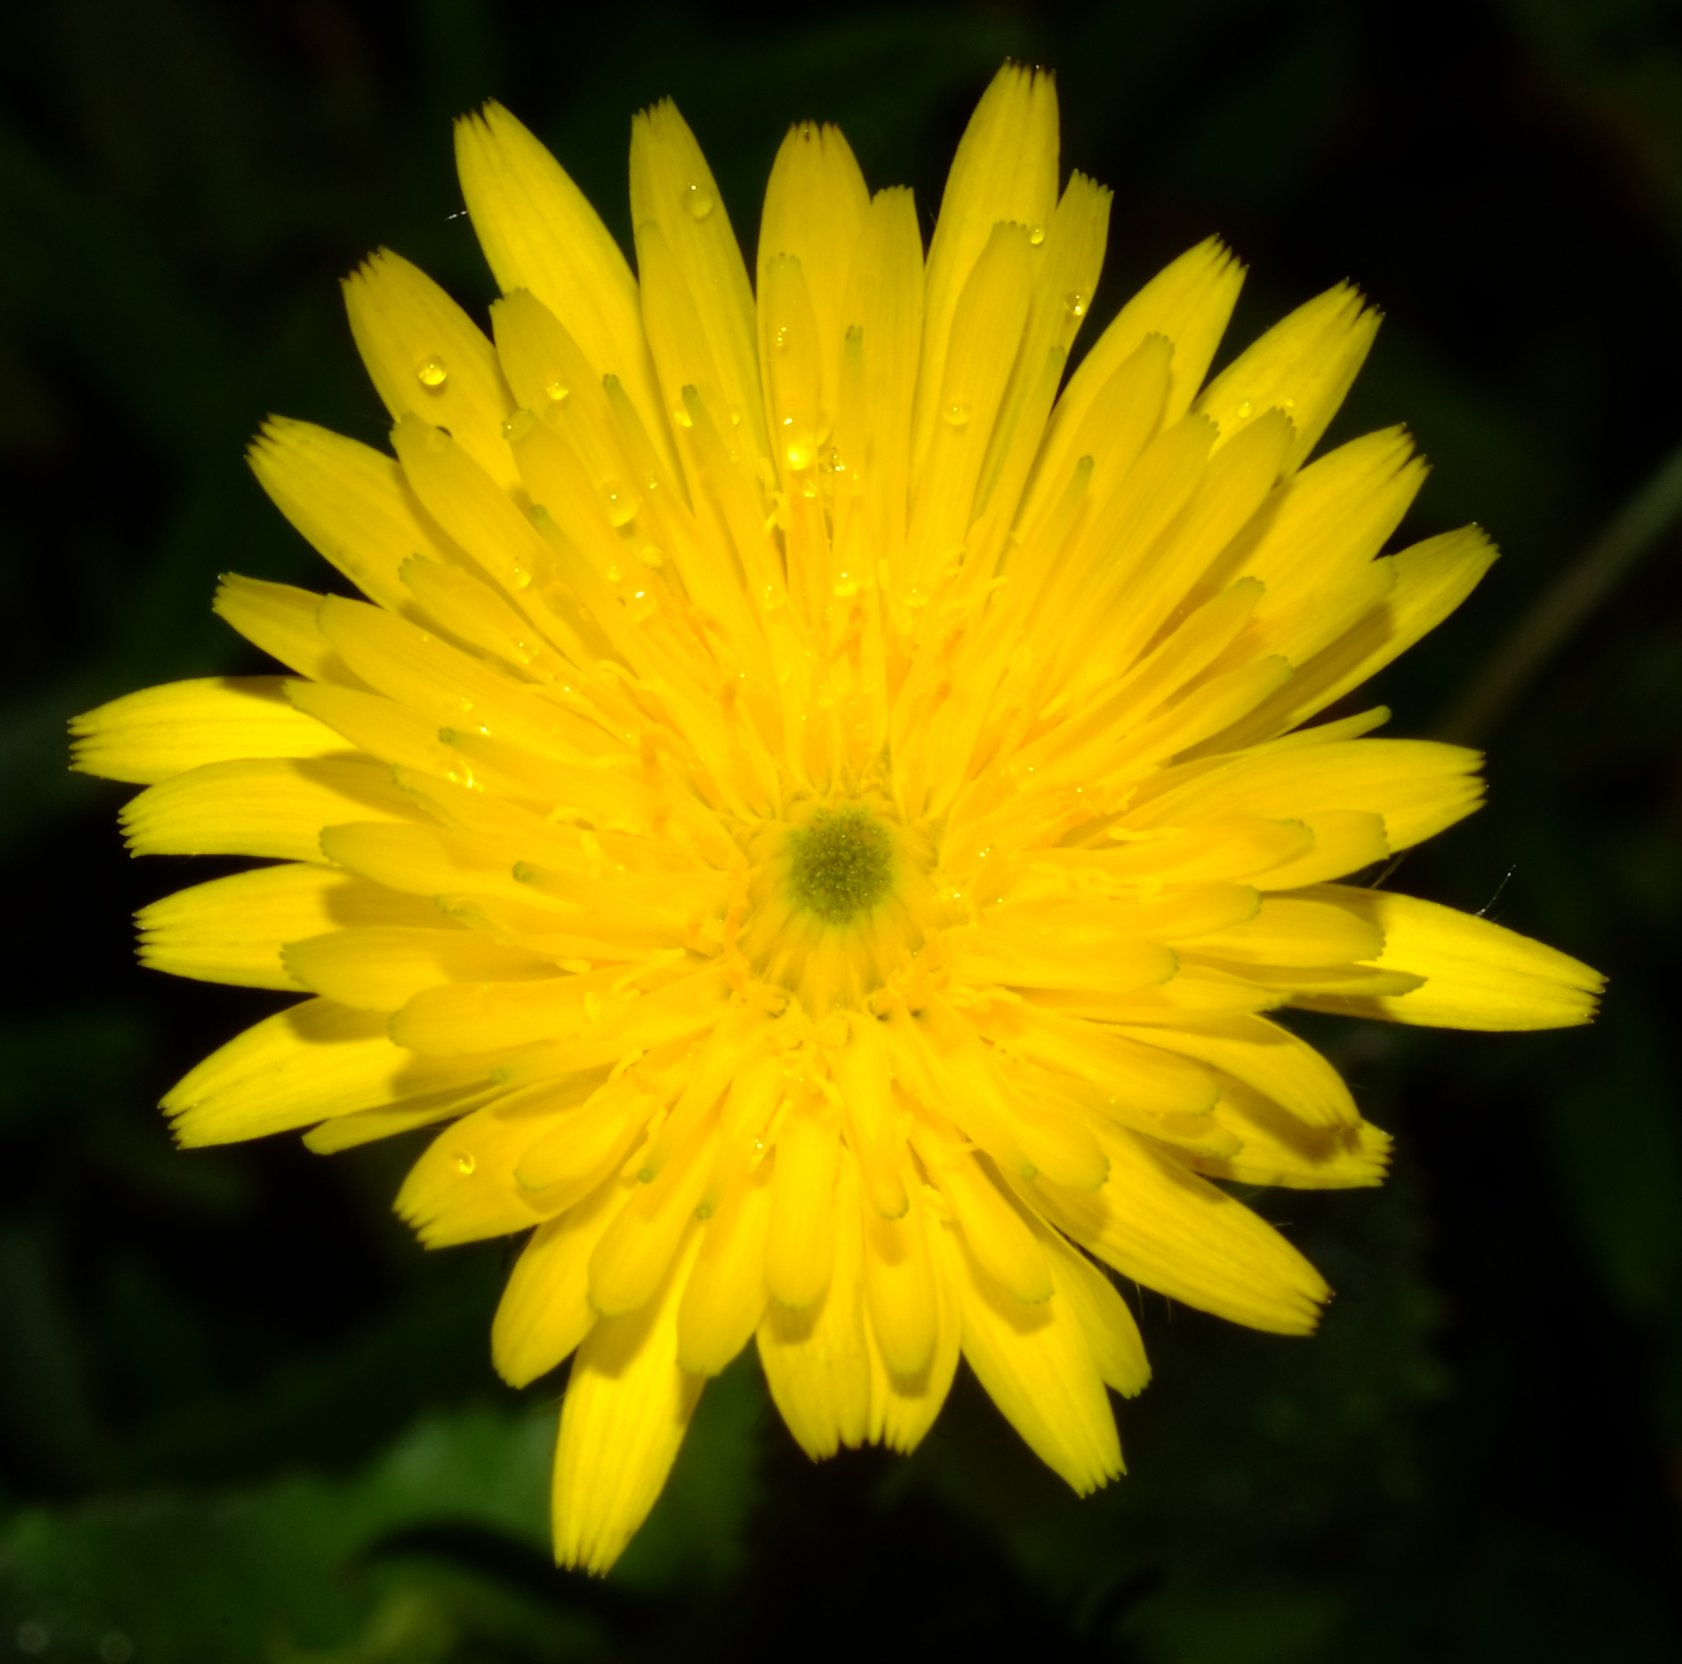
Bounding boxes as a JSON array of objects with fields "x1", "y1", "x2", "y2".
[
  {"x1": 786, "y1": 807, "x2": 894, "y2": 926},
  {"x1": 730, "y1": 796, "x2": 935, "y2": 1015}
]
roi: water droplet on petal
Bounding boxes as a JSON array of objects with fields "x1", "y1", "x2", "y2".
[
  {"x1": 1235, "y1": 398, "x2": 1255, "y2": 420},
  {"x1": 671, "y1": 405, "x2": 694, "y2": 429},
  {"x1": 416, "y1": 355, "x2": 449, "y2": 388},
  {"x1": 942, "y1": 402, "x2": 971, "y2": 429},
  {"x1": 454, "y1": 1152, "x2": 476, "y2": 1175},
  {"x1": 1063, "y1": 290, "x2": 1087, "y2": 318},
  {"x1": 1027, "y1": 225, "x2": 1047, "y2": 247},
  {"x1": 684, "y1": 182, "x2": 715, "y2": 220},
  {"x1": 544, "y1": 379, "x2": 570, "y2": 403},
  {"x1": 501, "y1": 407, "x2": 534, "y2": 442},
  {"x1": 599, "y1": 479, "x2": 638, "y2": 527}
]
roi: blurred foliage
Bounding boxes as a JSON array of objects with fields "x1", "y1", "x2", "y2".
[{"x1": 3, "y1": 0, "x2": 1680, "y2": 1658}]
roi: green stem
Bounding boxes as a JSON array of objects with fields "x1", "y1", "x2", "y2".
[{"x1": 1445, "y1": 434, "x2": 1682, "y2": 741}]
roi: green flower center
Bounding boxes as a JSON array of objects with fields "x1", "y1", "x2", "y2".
[{"x1": 786, "y1": 807, "x2": 894, "y2": 926}]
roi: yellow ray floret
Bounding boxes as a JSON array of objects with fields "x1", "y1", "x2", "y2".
[{"x1": 75, "y1": 62, "x2": 1602, "y2": 1573}]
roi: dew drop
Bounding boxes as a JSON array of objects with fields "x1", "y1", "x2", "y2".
[
  {"x1": 599, "y1": 479, "x2": 638, "y2": 527},
  {"x1": 544, "y1": 379, "x2": 570, "y2": 403},
  {"x1": 684, "y1": 182, "x2": 715, "y2": 220},
  {"x1": 1028, "y1": 225, "x2": 1047, "y2": 247},
  {"x1": 458, "y1": 695, "x2": 476, "y2": 713},
  {"x1": 942, "y1": 401, "x2": 972, "y2": 429},
  {"x1": 671, "y1": 405, "x2": 694, "y2": 429},
  {"x1": 501, "y1": 407, "x2": 534, "y2": 442},
  {"x1": 1281, "y1": 395, "x2": 1297, "y2": 412},
  {"x1": 1235, "y1": 398, "x2": 1255, "y2": 420},
  {"x1": 454, "y1": 1152, "x2": 476, "y2": 1175},
  {"x1": 1063, "y1": 290, "x2": 1087, "y2": 319},
  {"x1": 415, "y1": 354, "x2": 449, "y2": 388}
]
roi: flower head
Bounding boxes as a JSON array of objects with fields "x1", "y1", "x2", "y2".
[{"x1": 73, "y1": 65, "x2": 1602, "y2": 1573}]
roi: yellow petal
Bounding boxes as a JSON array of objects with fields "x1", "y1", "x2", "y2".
[
  {"x1": 1134, "y1": 737, "x2": 1485, "y2": 853},
  {"x1": 248, "y1": 418, "x2": 458, "y2": 615},
  {"x1": 1202, "y1": 427, "x2": 1425, "y2": 612},
  {"x1": 757, "y1": 1159, "x2": 874, "y2": 1458},
  {"x1": 759, "y1": 120, "x2": 870, "y2": 424},
  {"x1": 861, "y1": 1183, "x2": 940, "y2": 1378},
  {"x1": 915, "y1": 63, "x2": 1058, "y2": 472},
  {"x1": 455, "y1": 102, "x2": 672, "y2": 475},
  {"x1": 162, "y1": 998, "x2": 491, "y2": 1146},
  {"x1": 137, "y1": 863, "x2": 441, "y2": 991},
  {"x1": 512, "y1": 1070, "x2": 662, "y2": 1213},
  {"x1": 396, "y1": 1099, "x2": 587, "y2": 1246},
  {"x1": 282, "y1": 925, "x2": 555, "y2": 1011},
  {"x1": 1249, "y1": 810, "x2": 1390, "y2": 890},
  {"x1": 889, "y1": 1004, "x2": 1110, "y2": 1189},
  {"x1": 1040, "y1": 1231, "x2": 1150, "y2": 1396},
  {"x1": 974, "y1": 170, "x2": 1110, "y2": 526},
  {"x1": 492, "y1": 1179, "x2": 628, "y2": 1387},
  {"x1": 121, "y1": 757, "x2": 418, "y2": 861},
  {"x1": 589, "y1": 1114, "x2": 718, "y2": 1318},
  {"x1": 837, "y1": 185, "x2": 923, "y2": 570},
  {"x1": 342, "y1": 249, "x2": 520, "y2": 494},
  {"x1": 676, "y1": 1158, "x2": 774, "y2": 1377},
  {"x1": 975, "y1": 1000, "x2": 1218, "y2": 1118},
  {"x1": 1187, "y1": 895, "x2": 1386, "y2": 969},
  {"x1": 1196, "y1": 282, "x2": 1379, "y2": 472},
  {"x1": 71, "y1": 677, "x2": 346, "y2": 786},
  {"x1": 1219, "y1": 525, "x2": 1498, "y2": 747},
  {"x1": 1110, "y1": 1013, "x2": 1357, "y2": 1128},
  {"x1": 1037, "y1": 1123, "x2": 1330, "y2": 1333},
  {"x1": 912, "y1": 1122, "x2": 1053, "y2": 1305},
  {"x1": 630, "y1": 100, "x2": 765, "y2": 457},
  {"x1": 1049, "y1": 235, "x2": 1245, "y2": 445},
  {"x1": 212, "y1": 575, "x2": 353, "y2": 684},
  {"x1": 553, "y1": 1225, "x2": 705, "y2": 1575},
  {"x1": 766, "y1": 1097, "x2": 842, "y2": 1309},
  {"x1": 902, "y1": 222, "x2": 1034, "y2": 593},
  {"x1": 1294, "y1": 886, "x2": 1604, "y2": 1029},
  {"x1": 386, "y1": 417, "x2": 552, "y2": 602},
  {"x1": 1194, "y1": 1075, "x2": 1392, "y2": 1189},
  {"x1": 303, "y1": 1095, "x2": 486, "y2": 1154},
  {"x1": 868, "y1": 1211, "x2": 962, "y2": 1453},
  {"x1": 312, "y1": 593, "x2": 574, "y2": 755},
  {"x1": 952, "y1": 1219, "x2": 1123, "y2": 1494}
]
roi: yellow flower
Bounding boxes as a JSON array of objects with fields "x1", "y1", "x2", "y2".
[{"x1": 73, "y1": 65, "x2": 1602, "y2": 1573}]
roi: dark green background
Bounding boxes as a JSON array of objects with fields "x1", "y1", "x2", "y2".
[{"x1": 4, "y1": 0, "x2": 1679, "y2": 1658}]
